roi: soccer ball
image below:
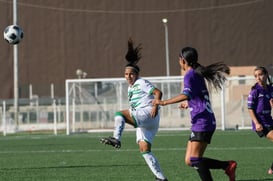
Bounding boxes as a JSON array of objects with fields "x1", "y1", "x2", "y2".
[{"x1": 3, "y1": 25, "x2": 24, "y2": 45}]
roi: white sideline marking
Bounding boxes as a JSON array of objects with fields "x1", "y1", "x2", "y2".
[{"x1": 0, "y1": 146, "x2": 272, "y2": 154}]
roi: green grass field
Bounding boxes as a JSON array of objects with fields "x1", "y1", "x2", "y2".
[{"x1": 0, "y1": 130, "x2": 272, "y2": 181}]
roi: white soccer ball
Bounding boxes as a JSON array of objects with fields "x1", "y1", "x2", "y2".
[{"x1": 3, "y1": 25, "x2": 24, "y2": 45}]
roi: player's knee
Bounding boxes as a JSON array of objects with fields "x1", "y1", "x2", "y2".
[
  {"x1": 138, "y1": 140, "x2": 151, "y2": 152},
  {"x1": 185, "y1": 157, "x2": 191, "y2": 166},
  {"x1": 190, "y1": 157, "x2": 202, "y2": 168}
]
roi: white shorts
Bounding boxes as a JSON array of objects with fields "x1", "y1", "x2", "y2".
[{"x1": 130, "y1": 107, "x2": 160, "y2": 144}]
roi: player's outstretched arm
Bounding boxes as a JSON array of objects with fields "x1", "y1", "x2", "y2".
[{"x1": 153, "y1": 94, "x2": 188, "y2": 106}]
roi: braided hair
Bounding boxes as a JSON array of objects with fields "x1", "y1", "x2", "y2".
[
  {"x1": 180, "y1": 47, "x2": 230, "y2": 91},
  {"x1": 125, "y1": 38, "x2": 142, "y2": 73}
]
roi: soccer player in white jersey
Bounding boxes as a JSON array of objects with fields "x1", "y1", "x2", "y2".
[{"x1": 100, "y1": 38, "x2": 168, "y2": 181}]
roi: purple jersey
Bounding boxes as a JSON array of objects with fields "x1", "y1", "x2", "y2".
[
  {"x1": 182, "y1": 69, "x2": 216, "y2": 132},
  {"x1": 247, "y1": 83, "x2": 273, "y2": 130}
]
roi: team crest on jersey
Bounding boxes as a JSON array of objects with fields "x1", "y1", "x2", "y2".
[{"x1": 133, "y1": 84, "x2": 140, "y2": 90}]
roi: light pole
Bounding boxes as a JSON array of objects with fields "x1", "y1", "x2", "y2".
[
  {"x1": 76, "y1": 69, "x2": 83, "y2": 129},
  {"x1": 162, "y1": 18, "x2": 170, "y2": 76},
  {"x1": 76, "y1": 69, "x2": 83, "y2": 79},
  {"x1": 162, "y1": 18, "x2": 171, "y2": 116},
  {"x1": 13, "y1": 0, "x2": 19, "y2": 129},
  {"x1": 75, "y1": 69, "x2": 87, "y2": 129}
]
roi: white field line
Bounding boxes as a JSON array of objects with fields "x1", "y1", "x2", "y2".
[
  {"x1": 0, "y1": 146, "x2": 272, "y2": 154},
  {"x1": 0, "y1": 131, "x2": 254, "y2": 140}
]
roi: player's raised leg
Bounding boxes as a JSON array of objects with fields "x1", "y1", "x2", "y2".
[{"x1": 100, "y1": 112, "x2": 126, "y2": 149}]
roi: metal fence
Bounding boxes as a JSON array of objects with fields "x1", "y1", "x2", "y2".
[{"x1": 0, "y1": 97, "x2": 66, "y2": 135}]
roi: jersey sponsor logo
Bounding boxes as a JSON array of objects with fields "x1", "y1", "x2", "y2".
[
  {"x1": 190, "y1": 132, "x2": 195, "y2": 139},
  {"x1": 262, "y1": 110, "x2": 271, "y2": 114}
]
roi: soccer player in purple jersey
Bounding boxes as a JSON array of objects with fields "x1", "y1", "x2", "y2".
[
  {"x1": 247, "y1": 66, "x2": 273, "y2": 175},
  {"x1": 153, "y1": 47, "x2": 237, "y2": 181}
]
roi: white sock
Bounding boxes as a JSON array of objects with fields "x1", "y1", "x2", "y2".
[
  {"x1": 113, "y1": 114, "x2": 125, "y2": 141},
  {"x1": 142, "y1": 152, "x2": 166, "y2": 179}
]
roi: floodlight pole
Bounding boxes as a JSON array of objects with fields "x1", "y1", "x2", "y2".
[
  {"x1": 162, "y1": 18, "x2": 171, "y2": 116},
  {"x1": 13, "y1": 0, "x2": 19, "y2": 128},
  {"x1": 162, "y1": 18, "x2": 170, "y2": 76}
]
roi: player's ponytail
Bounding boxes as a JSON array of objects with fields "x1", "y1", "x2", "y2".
[
  {"x1": 195, "y1": 62, "x2": 230, "y2": 91},
  {"x1": 181, "y1": 47, "x2": 230, "y2": 91},
  {"x1": 125, "y1": 38, "x2": 142, "y2": 73}
]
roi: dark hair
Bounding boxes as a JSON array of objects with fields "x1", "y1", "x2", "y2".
[
  {"x1": 125, "y1": 38, "x2": 142, "y2": 73},
  {"x1": 251, "y1": 66, "x2": 272, "y2": 89},
  {"x1": 180, "y1": 47, "x2": 199, "y2": 68},
  {"x1": 181, "y1": 47, "x2": 230, "y2": 91}
]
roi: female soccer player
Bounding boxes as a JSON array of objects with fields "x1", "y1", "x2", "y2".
[
  {"x1": 247, "y1": 66, "x2": 273, "y2": 175},
  {"x1": 153, "y1": 47, "x2": 237, "y2": 181},
  {"x1": 100, "y1": 38, "x2": 168, "y2": 181}
]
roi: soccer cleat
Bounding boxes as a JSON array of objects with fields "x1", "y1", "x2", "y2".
[
  {"x1": 268, "y1": 168, "x2": 273, "y2": 175},
  {"x1": 225, "y1": 160, "x2": 237, "y2": 181},
  {"x1": 155, "y1": 177, "x2": 168, "y2": 181},
  {"x1": 100, "y1": 136, "x2": 121, "y2": 149}
]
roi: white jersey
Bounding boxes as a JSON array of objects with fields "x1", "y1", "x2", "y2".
[
  {"x1": 128, "y1": 78, "x2": 159, "y2": 144},
  {"x1": 128, "y1": 78, "x2": 155, "y2": 110}
]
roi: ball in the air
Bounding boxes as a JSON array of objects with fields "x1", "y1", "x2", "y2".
[{"x1": 3, "y1": 25, "x2": 24, "y2": 45}]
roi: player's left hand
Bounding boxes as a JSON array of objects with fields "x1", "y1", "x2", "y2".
[
  {"x1": 270, "y1": 98, "x2": 273, "y2": 108},
  {"x1": 150, "y1": 106, "x2": 158, "y2": 118}
]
